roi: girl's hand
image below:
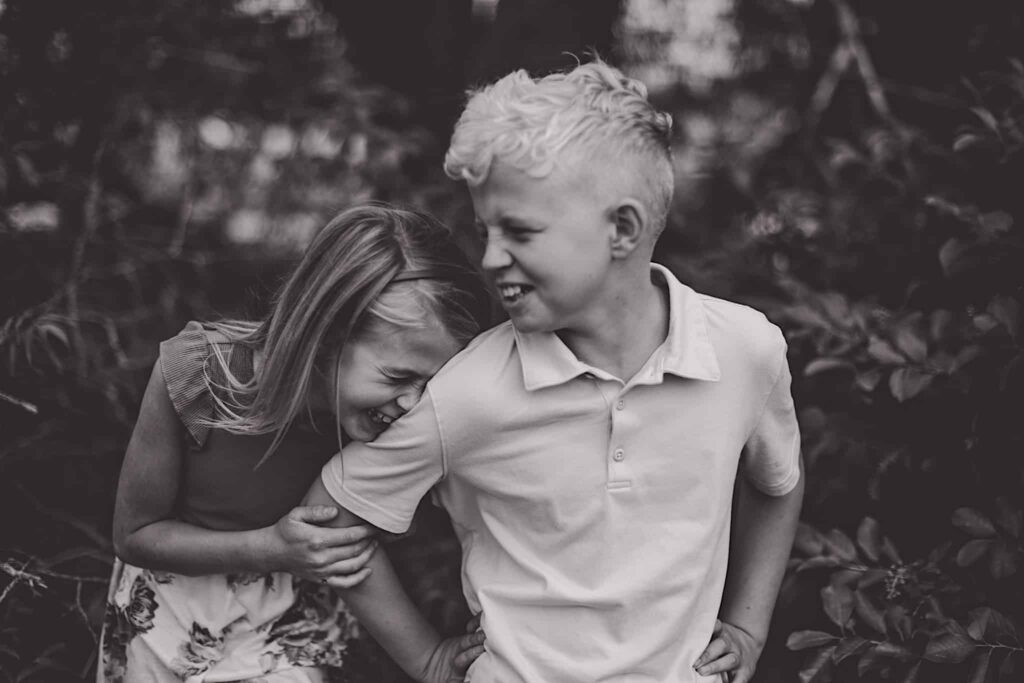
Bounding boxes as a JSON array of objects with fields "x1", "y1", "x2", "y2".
[
  {"x1": 418, "y1": 616, "x2": 486, "y2": 683},
  {"x1": 693, "y1": 619, "x2": 762, "y2": 682},
  {"x1": 267, "y1": 505, "x2": 378, "y2": 588}
]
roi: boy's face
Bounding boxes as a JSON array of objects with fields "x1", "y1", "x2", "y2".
[{"x1": 470, "y1": 157, "x2": 616, "y2": 334}]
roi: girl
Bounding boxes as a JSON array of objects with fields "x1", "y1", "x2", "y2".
[{"x1": 101, "y1": 205, "x2": 491, "y2": 683}]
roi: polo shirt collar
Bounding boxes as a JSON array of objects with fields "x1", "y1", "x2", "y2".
[{"x1": 514, "y1": 264, "x2": 721, "y2": 391}]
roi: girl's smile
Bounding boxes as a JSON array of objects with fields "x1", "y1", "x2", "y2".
[{"x1": 331, "y1": 319, "x2": 462, "y2": 443}]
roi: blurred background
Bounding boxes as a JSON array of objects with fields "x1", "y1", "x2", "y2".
[{"x1": 1, "y1": 0, "x2": 1022, "y2": 681}]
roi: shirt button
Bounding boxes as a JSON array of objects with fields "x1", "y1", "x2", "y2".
[
  {"x1": 613, "y1": 448, "x2": 625, "y2": 461},
  {"x1": 616, "y1": 400, "x2": 625, "y2": 410}
]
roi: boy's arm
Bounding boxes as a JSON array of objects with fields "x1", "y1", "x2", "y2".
[
  {"x1": 303, "y1": 476, "x2": 483, "y2": 683},
  {"x1": 694, "y1": 458, "x2": 804, "y2": 682}
]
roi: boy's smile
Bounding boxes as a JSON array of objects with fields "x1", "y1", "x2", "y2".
[{"x1": 470, "y1": 157, "x2": 617, "y2": 335}]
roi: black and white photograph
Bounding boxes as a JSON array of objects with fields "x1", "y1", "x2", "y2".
[{"x1": 1, "y1": 1, "x2": 1022, "y2": 681}]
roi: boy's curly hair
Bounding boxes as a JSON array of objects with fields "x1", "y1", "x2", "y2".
[{"x1": 444, "y1": 59, "x2": 674, "y2": 230}]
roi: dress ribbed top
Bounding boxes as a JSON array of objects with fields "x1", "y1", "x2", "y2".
[{"x1": 158, "y1": 322, "x2": 337, "y2": 531}]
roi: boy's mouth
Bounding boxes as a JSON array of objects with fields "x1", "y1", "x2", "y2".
[{"x1": 497, "y1": 283, "x2": 533, "y2": 304}]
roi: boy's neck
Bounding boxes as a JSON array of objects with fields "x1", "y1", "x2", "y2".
[{"x1": 557, "y1": 267, "x2": 669, "y2": 382}]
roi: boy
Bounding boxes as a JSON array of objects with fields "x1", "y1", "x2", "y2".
[{"x1": 306, "y1": 61, "x2": 804, "y2": 682}]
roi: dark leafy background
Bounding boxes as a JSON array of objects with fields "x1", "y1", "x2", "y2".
[{"x1": 1, "y1": 1, "x2": 1022, "y2": 681}]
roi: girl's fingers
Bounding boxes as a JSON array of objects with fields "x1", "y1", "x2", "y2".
[
  {"x1": 453, "y1": 645, "x2": 486, "y2": 673},
  {"x1": 319, "y1": 538, "x2": 375, "y2": 564},
  {"x1": 693, "y1": 637, "x2": 729, "y2": 668},
  {"x1": 696, "y1": 652, "x2": 740, "y2": 676},
  {"x1": 322, "y1": 541, "x2": 377, "y2": 575},
  {"x1": 327, "y1": 524, "x2": 375, "y2": 544},
  {"x1": 732, "y1": 668, "x2": 754, "y2": 683},
  {"x1": 712, "y1": 619, "x2": 723, "y2": 635},
  {"x1": 466, "y1": 613, "x2": 481, "y2": 633},
  {"x1": 323, "y1": 566, "x2": 371, "y2": 589}
]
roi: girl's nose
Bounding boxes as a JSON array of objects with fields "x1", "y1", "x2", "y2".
[
  {"x1": 395, "y1": 388, "x2": 419, "y2": 412},
  {"x1": 480, "y1": 238, "x2": 512, "y2": 272}
]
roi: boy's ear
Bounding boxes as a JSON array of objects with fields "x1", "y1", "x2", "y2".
[{"x1": 609, "y1": 199, "x2": 647, "y2": 259}]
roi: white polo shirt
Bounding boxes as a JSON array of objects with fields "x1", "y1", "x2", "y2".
[{"x1": 322, "y1": 264, "x2": 801, "y2": 683}]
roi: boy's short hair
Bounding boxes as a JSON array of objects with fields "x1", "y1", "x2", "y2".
[{"x1": 445, "y1": 59, "x2": 675, "y2": 232}]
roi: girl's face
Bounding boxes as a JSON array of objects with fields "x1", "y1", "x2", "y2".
[{"x1": 330, "y1": 318, "x2": 462, "y2": 443}]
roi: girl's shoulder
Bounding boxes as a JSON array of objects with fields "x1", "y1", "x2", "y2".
[{"x1": 158, "y1": 321, "x2": 249, "y2": 449}]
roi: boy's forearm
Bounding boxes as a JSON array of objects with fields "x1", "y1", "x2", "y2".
[
  {"x1": 336, "y1": 548, "x2": 442, "y2": 680},
  {"x1": 720, "y1": 466, "x2": 804, "y2": 644},
  {"x1": 303, "y1": 477, "x2": 441, "y2": 681}
]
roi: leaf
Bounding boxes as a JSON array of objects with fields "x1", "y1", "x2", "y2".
[
  {"x1": 971, "y1": 106, "x2": 1000, "y2": 132},
  {"x1": 804, "y1": 358, "x2": 855, "y2": 376},
  {"x1": 953, "y1": 133, "x2": 984, "y2": 153},
  {"x1": 855, "y1": 590, "x2": 888, "y2": 635},
  {"x1": 856, "y1": 368, "x2": 883, "y2": 392},
  {"x1": 994, "y1": 498, "x2": 1022, "y2": 538},
  {"x1": 889, "y1": 367, "x2": 934, "y2": 402},
  {"x1": 795, "y1": 522, "x2": 825, "y2": 556},
  {"x1": 957, "y1": 539, "x2": 994, "y2": 566},
  {"x1": 823, "y1": 528, "x2": 858, "y2": 561},
  {"x1": 799, "y1": 556, "x2": 841, "y2": 571},
  {"x1": 857, "y1": 517, "x2": 882, "y2": 562},
  {"x1": 952, "y1": 508, "x2": 997, "y2": 538},
  {"x1": 953, "y1": 345, "x2": 984, "y2": 372},
  {"x1": 821, "y1": 584, "x2": 854, "y2": 629},
  {"x1": 788, "y1": 630, "x2": 838, "y2": 650},
  {"x1": 929, "y1": 309, "x2": 956, "y2": 343},
  {"x1": 939, "y1": 238, "x2": 968, "y2": 276},
  {"x1": 999, "y1": 645, "x2": 1018, "y2": 681},
  {"x1": 969, "y1": 650, "x2": 992, "y2": 683},
  {"x1": 894, "y1": 326, "x2": 929, "y2": 363},
  {"x1": 887, "y1": 605, "x2": 914, "y2": 641},
  {"x1": 980, "y1": 210, "x2": 1014, "y2": 235},
  {"x1": 833, "y1": 636, "x2": 870, "y2": 663},
  {"x1": 875, "y1": 641, "x2": 916, "y2": 662},
  {"x1": 902, "y1": 661, "x2": 922, "y2": 683},
  {"x1": 881, "y1": 536, "x2": 903, "y2": 564},
  {"x1": 859, "y1": 567, "x2": 889, "y2": 589},
  {"x1": 858, "y1": 645, "x2": 883, "y2": 677},
  {"x1": 868, "y1": 337, "x2": 906, "y2": 365},
  {"x1": 799, "y1": 645, "x2": 836, "y2": 683},
  {"x1": 924, "y1": 622, "x2": 977, "y2": 663},
  {"x1": 988, "y1": 295, "x2": 1020, "y2": 340},
  {"x1": 989, "y1": 541, "x2": 1018, "y2": 579}
]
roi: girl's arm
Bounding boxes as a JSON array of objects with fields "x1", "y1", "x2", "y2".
[
  {"x1": 113, "y1": 363, "x2": 377, "y2": 584},
  {"x1": 302, "y1": 477, "x2": 485, "y2": 683}
]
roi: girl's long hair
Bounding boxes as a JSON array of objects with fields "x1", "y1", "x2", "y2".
[{"x1": 201, "y1": 204, "x2": 489, "y2": 459}]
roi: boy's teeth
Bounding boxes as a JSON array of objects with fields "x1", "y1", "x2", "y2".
[
  {"x1": 499, "y1": 284, "x2": 529, "y2": 301},
  {"x1": 369, "y1": 409, "x2": 394, "y2": 425}
]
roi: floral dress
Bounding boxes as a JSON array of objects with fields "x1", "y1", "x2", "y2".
[{"x1": 98, "y1": 323, "x2": 358, "y2": 682}]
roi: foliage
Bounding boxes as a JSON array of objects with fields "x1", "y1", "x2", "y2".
[
  {"x1": 721, "y1": 1, "x2": 1024, "y2": 681},
  {"x1": 0, "y1": 1, "x2": 465, "y2": 680}
]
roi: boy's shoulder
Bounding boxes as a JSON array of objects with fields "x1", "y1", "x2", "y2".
[
  {"x1": 432, "y1": 321, "x2": 518, "y2": 383},
  {"x1": 693, "y1": 292, "x2": 787, "y2": 367}
]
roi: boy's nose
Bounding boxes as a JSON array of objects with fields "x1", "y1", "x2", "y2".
[{"x1": 480, "y1": 239, "x2": 512, "y2": 271}]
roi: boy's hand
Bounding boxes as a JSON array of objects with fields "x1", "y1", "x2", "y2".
[
  {"x1": 266, "y1": 505, "x2": 378, "y2": 587},
  {"x1": 419, "y1": 617, "x2": 486, "y2": 683},
  {"x1": 693, "y1": 619, "x2": 762, "y2": 682}
]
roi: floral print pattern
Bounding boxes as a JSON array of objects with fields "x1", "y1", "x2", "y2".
[
  {"x1": 98, "y1": 561, "x2": 355, "y2": 681},
  {"x1": 101, "y1": 574, "x2": 158, "y2": 682},
  {"x1": 266, "y1": 580, "x2": 359, "y2": 669}
]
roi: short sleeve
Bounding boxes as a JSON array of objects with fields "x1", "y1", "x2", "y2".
[
  {"x1": 321, "y1": 388, "x2": 445, "y2": 534},
  {"x1": 159, "y1": 321, "x2": 213, "y2": 449},
  {"x1": 741, "y1": 347, "x2": 802, "y2": 496}
]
